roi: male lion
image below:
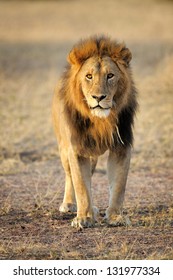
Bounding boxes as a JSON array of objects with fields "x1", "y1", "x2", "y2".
[{"x1": 52, "y1": 35, "x2": 137, "y2": 228}]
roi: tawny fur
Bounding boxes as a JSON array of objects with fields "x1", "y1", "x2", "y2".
[
  {"x1": 55, "y1": 36, "x2": 137, "y2": 156},
  {"x1": 52, "y1": 35, "x2": 138, "y2": 228}
]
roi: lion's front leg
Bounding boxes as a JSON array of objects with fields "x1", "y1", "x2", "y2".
[
  {"x1": 68, "y1": 148, "x2": 97, "y2": 228},
  {"x1": 106, "y1": 147, "x2": 131, "y2": 226}
]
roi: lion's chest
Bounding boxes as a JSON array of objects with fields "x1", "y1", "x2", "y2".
[{"x1": 72, "y1": 120, "x2": 117, "y2": 157}]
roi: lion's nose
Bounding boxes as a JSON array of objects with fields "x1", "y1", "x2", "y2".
[{"x1": 92, "y1": 95, "x2": 106, "y2": 102}]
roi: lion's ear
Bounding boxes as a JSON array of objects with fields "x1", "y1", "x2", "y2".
[
  {"x1": 120, "y1": 47, "x2": 132, "y2": 67},
  {"x1": 67, "y1": 49, "x2": 77, "y2": 65},
  {"x1": 67, "y1": 48, "x2": 84, "y2": 65}
]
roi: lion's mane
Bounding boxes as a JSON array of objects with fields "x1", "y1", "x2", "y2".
[{"x1": 58, "y1": 36, "x2": 137, "y2": 156}]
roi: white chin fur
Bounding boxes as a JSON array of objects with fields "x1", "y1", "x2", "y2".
[{"x1": 91, "y1": 108, "x2": 110, "y2": 118}]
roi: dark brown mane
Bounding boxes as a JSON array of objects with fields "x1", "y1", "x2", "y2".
[{"x1": 59, "y1": 36, "x2": 137, "y2": 156}]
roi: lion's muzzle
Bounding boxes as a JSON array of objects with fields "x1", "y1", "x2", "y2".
[{"x1": 91, "y1": 94, "x2": 107, "y2": 102}]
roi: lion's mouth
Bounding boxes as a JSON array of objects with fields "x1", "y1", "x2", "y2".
[
  {"x1": 90, "y1": 105, "x2": 111, "y2": 110},
  {"x1": 89, "y1": 105, "x2": 111, "y2": 118}
]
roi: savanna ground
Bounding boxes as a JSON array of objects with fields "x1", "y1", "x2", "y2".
[{"x1": 0, "y1": 0, "x2": 173, "y2": 260}]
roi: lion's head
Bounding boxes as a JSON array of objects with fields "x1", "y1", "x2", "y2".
[
  {"x1": 57, "y1": 36, "x2": 137, "y2": 155},
  {"x1": 75, "y1": 56, "x2": 121, "y2": 118},
  {"x1": 66, "y1": 36, "x2": 133, "y2": 120}
]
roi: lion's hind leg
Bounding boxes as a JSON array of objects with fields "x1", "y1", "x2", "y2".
[
  {"x1": 91, "y1": 157, "x2": 98, "y2": 175},
  {"x1": 59, "y1": 148, "x2": 77, "y2": 213}
]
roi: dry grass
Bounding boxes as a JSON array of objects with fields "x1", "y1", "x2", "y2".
[{"x1": 0, "y1": 0, "x2": 173, "y2": 260}]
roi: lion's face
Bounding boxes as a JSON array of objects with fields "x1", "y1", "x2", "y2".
[{"x1": 78, "y1": 56, "x2": 120, "y2": 118}]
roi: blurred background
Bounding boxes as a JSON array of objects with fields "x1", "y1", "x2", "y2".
[
  {"x1": 0, "y1": 0, "x2": 173, "y2": 175},
  {"x1": 0, "y1": 0, "x2": 173, "y2": 260}
]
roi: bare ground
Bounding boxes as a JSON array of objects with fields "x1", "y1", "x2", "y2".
[{"x1": 0, "y1": 0, "x2": 173, "y2": 260}]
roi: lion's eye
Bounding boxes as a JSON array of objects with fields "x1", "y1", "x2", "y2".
[
  {"x1": 107, "y1": 73, "x2": 114, "y2": 80},
  {"x1": 86, "y1": 74, "x2": 92, "y2": 80}
]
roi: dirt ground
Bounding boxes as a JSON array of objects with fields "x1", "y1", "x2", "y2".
[{"x1": 0, "y1": 0, "x2": 173, "y2": 260}]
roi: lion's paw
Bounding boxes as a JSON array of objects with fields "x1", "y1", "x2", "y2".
[
  {"x1": 105, "y1": 209, "x2": 131, "y2": 227},
  {"x1": 71, "y1": 216, "x2": 95, "y2": 229},
  {"x1": 59, "y1": 203, "x2": 77, "y2": 213}
]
